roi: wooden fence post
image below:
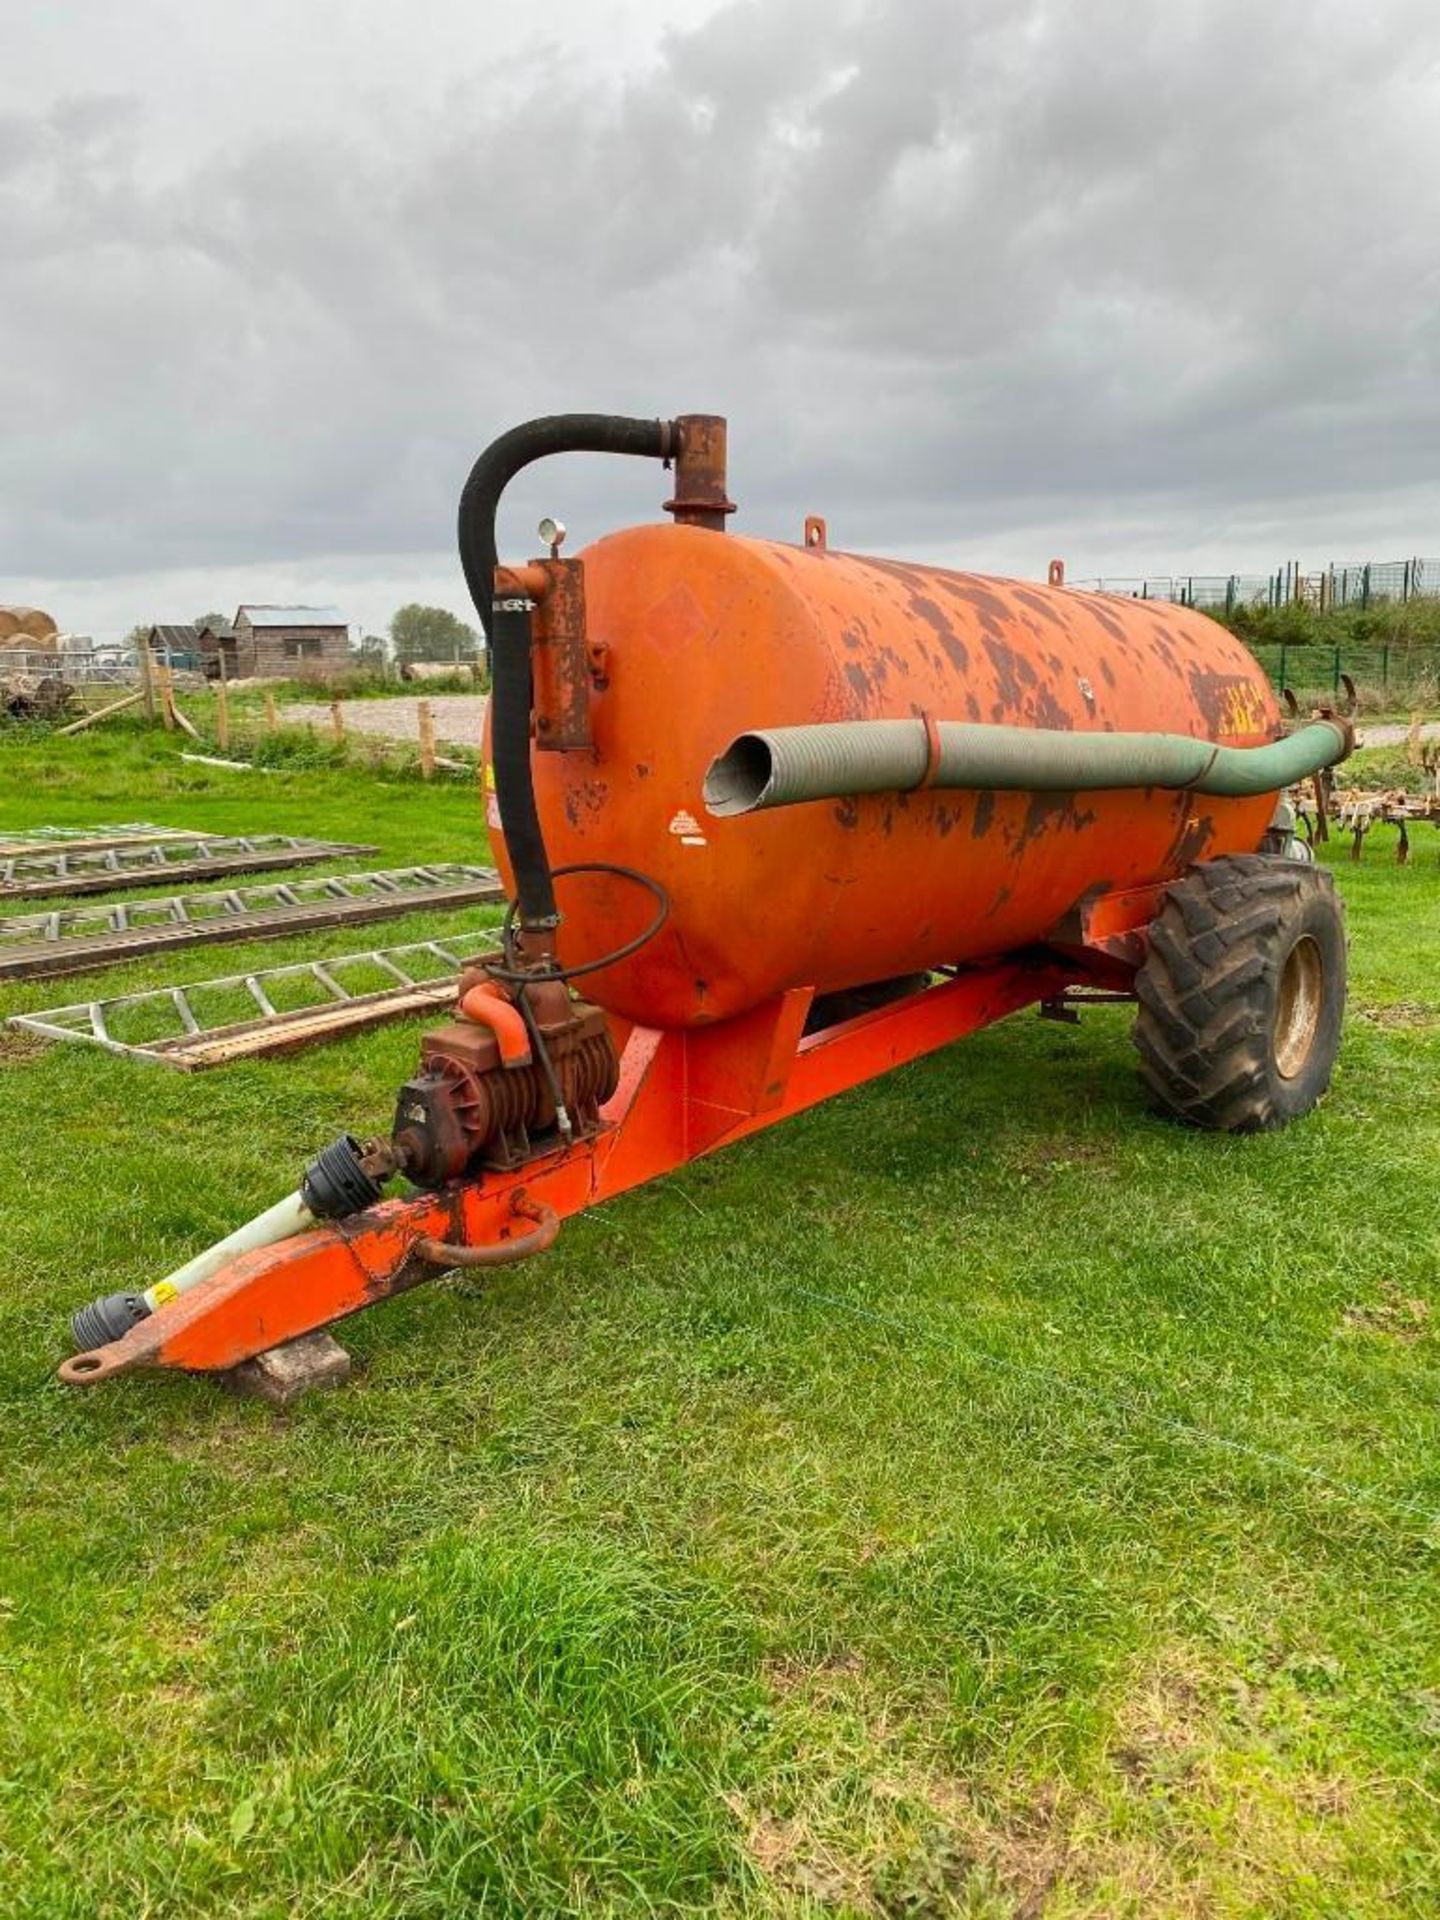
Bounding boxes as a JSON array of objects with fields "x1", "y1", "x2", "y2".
[
  {"x1": 330, "y1": 698, "x2": 345, "y2": 749},
  {"x1": 262, "y1": 690, "x2": 277, "y2": 735},
  {"x1": 157, "y1": 653, "x2": 176, "y2": 731},
  {"x1": 215, "y1": 679, "x2": 230, "y2": 751},
  {"x1": 417, "y1": 699, "x2": 436, "y2": 780},
  {"x1": 138, "y1": 640, "x2": 156, "y2": 723}
]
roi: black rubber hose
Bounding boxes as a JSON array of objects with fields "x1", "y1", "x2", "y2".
[
  {"x1": 456, "y1": 414, "x2": 674, "y2": 928},
  {"x1": 458, "y1": 414, "x2": 672, "y2": 638},
  {"x1": 489, "y1": 599, "x2": 557, "y2": 924}
]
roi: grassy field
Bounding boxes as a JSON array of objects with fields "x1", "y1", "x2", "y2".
[{"x1": 1, "y1": 724, "x2": 1438, "y2": 1917}]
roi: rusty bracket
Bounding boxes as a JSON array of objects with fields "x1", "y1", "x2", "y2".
[
  {"x1": 530, "y1": 558, "x2": 592, "y2": 751},
  {"x1": 663, "y1": 414, "x2": 736, "y2": 529}
]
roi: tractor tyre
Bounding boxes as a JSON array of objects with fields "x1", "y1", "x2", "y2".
[{"x1": 1132, "y1": 853, "x2": 1346, "y2": 1132}]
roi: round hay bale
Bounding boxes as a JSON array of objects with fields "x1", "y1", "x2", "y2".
[{"x1": 0, "y1": 605, "x2": 59, "y2": 644}]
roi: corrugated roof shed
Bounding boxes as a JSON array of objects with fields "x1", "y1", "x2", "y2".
[
  {"x1": 147, "y1": 623, "x2": 200, "y2": 648},
  {"x1": 235, "y1": 605, "x2": 347, "y2": 628}
]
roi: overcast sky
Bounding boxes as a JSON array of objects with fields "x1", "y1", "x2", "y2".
[{"x1": 4, "y1": 0, "x2": 1439, "y2": 643}]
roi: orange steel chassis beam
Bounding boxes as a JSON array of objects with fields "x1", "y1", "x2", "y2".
[{"x1": 59, "y1": 957, "x2": 1084, "y2": 1387}]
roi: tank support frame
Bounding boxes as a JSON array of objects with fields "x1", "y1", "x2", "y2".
[{"x1": 58, "y1": 946, "x2": 1120, "y2": 1389}]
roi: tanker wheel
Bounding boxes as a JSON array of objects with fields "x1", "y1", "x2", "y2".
[{"x1": 1132, "y1": 853, "x2": 1346, "y2": 1132}]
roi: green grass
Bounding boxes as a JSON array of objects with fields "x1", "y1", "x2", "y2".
[{"x1": 2, "y1": 728, "x2": 1439, "y2": 1916}]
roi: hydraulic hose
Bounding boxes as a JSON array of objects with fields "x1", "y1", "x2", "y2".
[
  {"x1": 703, "y1": 717, "x2": 1352, "y2": 818},
  {"x1": 458, "y1": 414, "x2": 676, "y2": 929}
]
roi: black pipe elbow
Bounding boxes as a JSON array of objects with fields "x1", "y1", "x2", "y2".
[
  {"x1": 457, "y1": 414, "x2": 676, "y2": 930},
  {"x1": 458, "y1": 414, "x2": 675, "y2": 639}
]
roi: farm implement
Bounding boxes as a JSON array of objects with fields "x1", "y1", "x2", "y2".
[{"x1": 61, "y1": 413, "x2": 1352, "y2": 1395}]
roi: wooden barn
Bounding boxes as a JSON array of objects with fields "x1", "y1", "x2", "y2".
[{"x1": 228, "y1": 606, "x2": 351, "y2": 680}]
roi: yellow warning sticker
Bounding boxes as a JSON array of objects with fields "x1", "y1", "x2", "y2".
[{"x1": 150, "y1": 1280, "x2": 179, "y2": 1307}]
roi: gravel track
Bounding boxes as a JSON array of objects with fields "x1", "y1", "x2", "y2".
[{"x1": 283, "y1": 695, "x2": 488, "y2": 746}]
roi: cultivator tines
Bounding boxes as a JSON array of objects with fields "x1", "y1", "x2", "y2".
[
  {"x1": 0, "y1": 833, "x2": 377, "y2": 899},
  {"x1": 0, "y1": 864, "x2": 506, "y2": 980},
  {"x1": 1330, "y1": 788, "x2": 1440, "y2": 863},
  {"x1": 9, "y1": 934, "x2": 486, "y2": 1067}
]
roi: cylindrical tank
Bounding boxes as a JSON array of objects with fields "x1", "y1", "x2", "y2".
[{"x1": 486, "y1": 525, "x2": 1282, "y2": 1029}]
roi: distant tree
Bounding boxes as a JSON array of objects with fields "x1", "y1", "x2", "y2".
[
  {"x1": 354, "y1": 632, "x2": 389, "y2": 670},
  {"x1": 192, "y1": 611, "x2": 228, "y2": 633},
  {"x1": 389, "y1": 603, "x2": 479, "y2": 665}
]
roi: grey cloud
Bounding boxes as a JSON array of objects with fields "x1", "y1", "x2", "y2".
[{"x1": 4, "y1": 0, "x2": 1440, "y2": 624}]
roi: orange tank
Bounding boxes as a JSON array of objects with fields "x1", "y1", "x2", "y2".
[{"x1": 485, "y1": 523, "x2": 1281, "y2": 1029}]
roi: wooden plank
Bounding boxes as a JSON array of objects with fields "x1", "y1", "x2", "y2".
[
  {"x1": 56, "y1": 690, "x2": 144, "y2": 736},
  {"x1": 159, "y1": 978, "x2": 463, "y2": 1067}
]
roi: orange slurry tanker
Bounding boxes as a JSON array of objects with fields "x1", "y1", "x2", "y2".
[{"x1": 62, "y1": 413, "x2": 1352, "y2": 1396}]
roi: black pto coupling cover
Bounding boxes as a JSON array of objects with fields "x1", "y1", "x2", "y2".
[
  {"x1": 72, "y1": 1291, "x2": 151, "y2": 1352},
  {"x1": 301, "y1": 1133, "x2": 387, "y2": 1222}
]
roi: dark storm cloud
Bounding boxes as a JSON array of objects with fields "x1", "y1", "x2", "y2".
[{"x1": 3, "y1": 0, "x2": 1439, "y2": 595}]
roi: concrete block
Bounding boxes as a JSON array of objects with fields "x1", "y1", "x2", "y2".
[{"x1": 221, "y1": 1328, "x2": 352, "y2": 1406}]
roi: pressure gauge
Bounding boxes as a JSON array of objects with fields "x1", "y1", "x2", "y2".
[{"x1": 537, "y1": 517, "x2": 566, "y2": 558}]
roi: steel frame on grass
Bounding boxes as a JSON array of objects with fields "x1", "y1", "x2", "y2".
[
  {"x1": 0, "y1": 824, "x2": 190, "y2": 859},
  {"x1": 0, "y1": 833, "x2": 376, "y2": 900},
  {"x1": 0, "y1": 865, "x2": 505, "y2": 981},
  {"x1": 11, "y1": 935, "x2": 485, "y2": 1068}
]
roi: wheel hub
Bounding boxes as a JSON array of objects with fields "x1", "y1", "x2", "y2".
[{"x1": 1274, "y1": 934, "x2": 1324, "y2": 1079}]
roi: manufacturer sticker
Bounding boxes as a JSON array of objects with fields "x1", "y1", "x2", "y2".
[{"x1": 668, "y1": 807, "x2": 707, "y2": 847}]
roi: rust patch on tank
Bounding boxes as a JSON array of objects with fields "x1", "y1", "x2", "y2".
[
  {"x1": 981, "y1": 633, "x2": 1037, "y2": 711},
  {"x1": 562, "y1": 778, "x2": 609, "y2": 829},
  {"x1": 948, "y1": 581, "x2": 1014, "y2": 624},
  {"x1": 844, "y1": 661, "x2": 872, "y2": 704},
  {"x1": 1164, "y1": 806, "x2": 1218, "y2": 869},
  {"x1": 833, "y1": 797, "x2": 860, "y2": 830},
  {"x1": 1012, "y1": 587, "x2": 1065, "y2": 628},
  {"x1": 1085, "y1": 603, "x2": 1129, "y2": 643},
  {"x1": 862, "y1": 555, "x2": 936, "y2": 589},
  {"x1": 903, "y1": 593, "x2": 971, "y2": 676},
  {"x1": 1185, "y1": 667, "x2": 1255, "y2": 736},
  {"x1": 1016, "y1": 792, "x2": 1097, "y2": 854},
  {"x1": 1030, "y1": 685, "x2": 1074, "y2": 731},
  {"x1": 972, "y1": 790, "x2": 996, "y2": 838}
]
